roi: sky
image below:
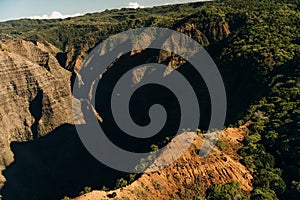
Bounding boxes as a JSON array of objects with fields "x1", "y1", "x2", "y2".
[{"x1": 0, "y1": 0, "x2": 207, "y2": 22}]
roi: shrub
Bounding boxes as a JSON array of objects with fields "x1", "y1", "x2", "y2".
[
  {"x1": 79, "y1": 186, "x2": 92, "y2": 195},
  {"x1": 206, "y1": 181, "x2": 247, "y2": 200},
  {"x1": 215, "y1": 140, "x2": 227, "y2": 151},
  {"x1": 114, "y1": 178, "x2": 128, "y2": 189}
]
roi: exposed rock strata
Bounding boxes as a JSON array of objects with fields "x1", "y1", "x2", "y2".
[{"x1": 0, "y1": 40, "x2": 84, "y2": 188}]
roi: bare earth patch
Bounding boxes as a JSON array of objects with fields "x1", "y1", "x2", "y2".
[{"x1": 74, "y1": 124, "x2": 252, "y2": 200}]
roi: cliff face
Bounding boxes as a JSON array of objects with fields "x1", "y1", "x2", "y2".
[
  {"x1": 176, "y1": 22, "x2": 230, "y2": 47},
  {"x1": 58, "y1": 21, "x2": 230, "y2": 73},
  {"x1": 0, "y1": 40, "x2": 84, "y2": 187}
]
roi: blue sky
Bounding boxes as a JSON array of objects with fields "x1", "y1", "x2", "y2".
[{"x1": 0, "y1": 0, "x2": 206, "y2": 22}]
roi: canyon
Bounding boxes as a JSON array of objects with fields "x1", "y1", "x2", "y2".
[{"x1": 0, "y1": 0, "x2": 298, "y2": 199}]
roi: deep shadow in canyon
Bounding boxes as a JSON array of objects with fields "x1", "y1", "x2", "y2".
[
  {"x1": 29, "y1": 90, "x2": 43, "y2": 140},
  {"x1": 94, "y1": 49, "x2": 212, "y2": 153},
  {"x1": 0, "y1": 124, "x2": 129, "y2": 200}
]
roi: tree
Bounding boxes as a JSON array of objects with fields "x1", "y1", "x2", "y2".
[{"x1": 206, "y1": 181, "x2": 247, "y2": 200}]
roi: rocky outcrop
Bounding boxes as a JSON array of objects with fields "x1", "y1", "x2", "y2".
[
  {"x1": 196, "y1": 21, "x2": 230, "y2": 42},
  {"x1": 56, "y1": 21, "x2": 230, "y2": 73},
  {"x1": 5, "y1": 40, "x2": 50, "y2": 70},
  {"x1": 0, "y1": 40, "x2": 84, "y2": 188},
  {"x1": 75, "y1": 125, "x2": 253, "y2": 200},
  {"x1": 176, "y1": 20, "x2": 230, "y2": 46},
  {"x1": 177, "y1": 23, "x2": 210, "y2": 46}
]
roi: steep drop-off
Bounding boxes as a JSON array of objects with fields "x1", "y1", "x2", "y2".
[{"x1": 0, "y1": 40, "x2": 84, "y2": 188}]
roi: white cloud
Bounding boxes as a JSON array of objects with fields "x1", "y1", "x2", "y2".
[
  {"x1": 29, "y1": 11, "x2": 81, "y2": 20},
  {"x1": 126, "y1": 2, "x2": 145, "y2": 9}
]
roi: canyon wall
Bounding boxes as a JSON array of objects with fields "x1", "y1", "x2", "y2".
[{"x1": 0, "y1": 40, "x2": 84, "y2": 188}]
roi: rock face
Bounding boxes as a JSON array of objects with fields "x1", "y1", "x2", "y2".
[
  {"x1": 59, "y1": 21, "x2": 231, "y2": 73},
  {"x1": 177, "y1": 23, "x2": 210, "y2": 46},
  {"x1": 0, "y1": 40, "x2": 83, "y2": 188},
  {"x1": 75, "y1": 125, "x2": 253, "y2": 200},
  {"x1": 176, "y1": 21, "x2": 230, "y2": 46}
]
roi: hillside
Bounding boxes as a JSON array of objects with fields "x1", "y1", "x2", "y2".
[
  {"x1": 74, "y1": 125, "x2": 253, "y2": 200},
  {"x1": 0, "y1": 0, "x2": 299, "y2": 199}
]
